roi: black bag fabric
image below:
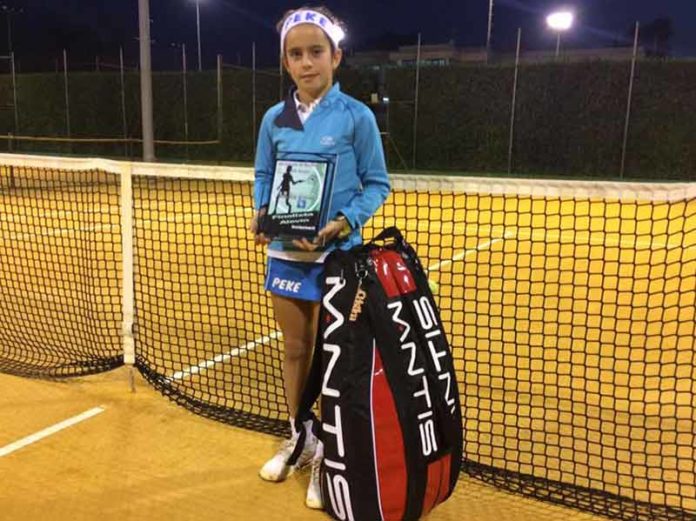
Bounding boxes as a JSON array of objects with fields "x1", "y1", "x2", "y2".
[{"x1": 293, "y1": 227, "x2": 463, "y2": 521}]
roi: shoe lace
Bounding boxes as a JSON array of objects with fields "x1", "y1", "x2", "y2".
[
  {"x1": 310, "y1": 454, "x2": 322, "y2": 484},
  {"x1": 278, "y1": 436, "x2": 299, "y2": 458}
]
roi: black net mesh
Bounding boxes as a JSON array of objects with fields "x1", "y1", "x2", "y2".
[
  {"x1": 1, "y1": 157, "x2": 694, "y2": 520},
  {"x1": 132, "y1": 176, "x2": 286, "y2": 434},
  {"x1": 0, "y1": 163, "x2": 122, "y2": 376}
]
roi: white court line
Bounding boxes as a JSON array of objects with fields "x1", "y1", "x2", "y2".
[
  {"x1": 0, "y1": 406, "x2": 105, "y2": 458},
  {"x1": 167, "y1": 330, "x2": 283, "y2": 381},
  {"x1": 428, "y1": 231, "x2": 514, "y2": 272},
  {"x1": 516, "y1": 227, "x2": 677, "y2": 251}
]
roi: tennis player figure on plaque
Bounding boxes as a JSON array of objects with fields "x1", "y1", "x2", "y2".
[{"x1": 260, "y1": 153, "x2": 336, "y2": 241}]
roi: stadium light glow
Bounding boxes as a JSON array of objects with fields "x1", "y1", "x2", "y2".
[{"x1": 546, "y1": 11, "x2": 574, "y2": 32}]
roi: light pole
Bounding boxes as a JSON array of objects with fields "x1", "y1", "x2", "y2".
[
  {"x1": 546, "y1": 10, "x2": 574, "y2": 59},
  {"x1": 0, "y1": 4, "x2": 22, "y2": 53},
  {"x1": 194, "y1": 0, "x2": 202, "y2": 71},
  {"x1": 486, "y1": 0, "x2": 494, "y2": 60},
  {"x1": 138, "y1": 0, "x2": 155, "y2": 161}
]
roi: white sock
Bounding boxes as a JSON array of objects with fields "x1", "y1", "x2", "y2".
[
  {"x1": 314, "y1": 439, "x2": 324, "y2": 459},
  {"x1": 303, "y1": 418, "x2": 314, "y2": 438}
]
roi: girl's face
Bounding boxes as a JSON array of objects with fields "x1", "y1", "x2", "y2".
[{"x1": 283, "y1": 24, "x2": 342, "y2": 102}]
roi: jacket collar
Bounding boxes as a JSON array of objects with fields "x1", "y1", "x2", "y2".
[{"x1": 274, "y1": 82, "x2": 341, "y2": 130}]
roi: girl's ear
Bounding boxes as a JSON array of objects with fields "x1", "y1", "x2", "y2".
[{"x1": 332, "y1": 48, "x2": 343, "y2": 70}]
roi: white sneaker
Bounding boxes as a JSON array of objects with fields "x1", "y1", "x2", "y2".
[
  {"x1": 305, "y1": 441, "x2": 324, "y2": 509},
  {"x1": 259, "y1": 419, "x2": 317, "y2": 482}
]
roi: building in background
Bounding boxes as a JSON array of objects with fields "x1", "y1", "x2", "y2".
[{"x1": 348, "y1": 41, "x2": 646, "y2": 68}]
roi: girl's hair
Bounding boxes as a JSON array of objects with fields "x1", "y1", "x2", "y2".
[{"x1": 276, "y1": 5, "x2": 345, "y2": 53}]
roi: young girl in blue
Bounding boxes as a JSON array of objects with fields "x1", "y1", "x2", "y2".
[{"x1": 250, "y1": 5, "x2": 390, "y2": 509}]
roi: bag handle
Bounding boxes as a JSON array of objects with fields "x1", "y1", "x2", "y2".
[
  {"x1": 373, "y1": 226, "x2": 427, "y2": 276},
  {"x1": 371, "y1": 226, "x2": 404, "y2": 244}
]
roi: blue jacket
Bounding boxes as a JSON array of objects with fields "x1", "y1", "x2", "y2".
[{"x1": 254, "y1": 82, "x2": 391, "y2": 262}]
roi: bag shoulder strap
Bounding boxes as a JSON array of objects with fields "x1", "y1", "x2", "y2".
[{"x1": 287, "y1": 318, "x2": 323, "y2": 466}]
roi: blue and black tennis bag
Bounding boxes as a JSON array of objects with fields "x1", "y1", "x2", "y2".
[{"x1": 292, "y1": 227, "x2": 463, "y2": 520}]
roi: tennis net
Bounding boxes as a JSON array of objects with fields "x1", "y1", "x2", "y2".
[{"x1": 0, "y1": 153, "x2": 694, "y2": 521}]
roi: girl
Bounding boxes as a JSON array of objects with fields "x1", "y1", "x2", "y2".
[{"x1": 250, "y1": 5, "x2": 390, "y2": 509}]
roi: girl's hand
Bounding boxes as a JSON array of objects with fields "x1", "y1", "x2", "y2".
[
  {"x1": 250, "y1": 208, "x2": 271, "y2": 245},
  {"x1": 292, "y1": 217, "x2": 349, "y2": 251}
]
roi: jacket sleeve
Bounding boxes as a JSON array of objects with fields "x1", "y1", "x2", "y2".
[
  {"x1": 339, "y1": 106, "x2": 391, "y2": 229},
  {"x1": 253, "y1": 111, "x2": 275, "y2": 211}
]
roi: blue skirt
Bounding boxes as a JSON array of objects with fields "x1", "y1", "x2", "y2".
[{"x1": 264, "y1": 257, "x2": 324, "y2": 302}]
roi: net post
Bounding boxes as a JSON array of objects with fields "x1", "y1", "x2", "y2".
[{"x1": 120, "y1": 162, "x2": 136, "y2": 392}]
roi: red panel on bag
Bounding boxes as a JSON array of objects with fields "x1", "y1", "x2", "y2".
[
  {"x1": 372, "y1": 250, "x2": 399, "y2": 298},
  {"x1": 371, "y1": 250, "x2": 417, "y2": 298},
  {"x1": 421, "y1": 459, "x2": 442, "y2": 516},
  {"x1": 436, "y1": 453, "x2": 453, "y2": 504},
  {"x1": 422, "y1": 453, "x2": 453, "y2": 516},
  {"x1": 382, "y1": 250, "x2": 417, "y2": 296},
  {"x1": 372, "y1": 346, "x2": 408, "y2": 521}
]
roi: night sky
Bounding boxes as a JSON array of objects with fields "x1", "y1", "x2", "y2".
[{"x1": 4, "y1": 0, "x2": 696, "y2": 70}]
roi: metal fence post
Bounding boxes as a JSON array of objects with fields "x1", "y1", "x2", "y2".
[
  {"x1": 486, "y1": 0, "x2": 494, "y2": 63},
  {"x1": 217, "y1": 53, "x2": 223, "y2": 144},
  {"x1": 182, "y1": 43, "x2": 189, "y2": 158},
  {"x1": 620, "y1": 22, "x2": 640, "y2": 180},
  {"x1": 252, "y1": 41, "x2": 256, "y2": 157},
  {"x1": 412, "y1": 33, "x2": 421, "y2": 170},
  {"x1": 63, "y1": 49, "x2": 71, "y2": 139},
  {"x1": 120, "y1": 46, "x2": 129, "y2": 157},
  {"x1": 10, "y1": 51, "x2": 18, "y2": 136},
  {"x1": 508, "y1": 28, "x2": 522, "y2": 174}
]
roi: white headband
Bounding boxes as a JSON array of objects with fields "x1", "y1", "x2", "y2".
[{"x1": 280, "y1": 9, "x2": 345, "y2": 51}]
